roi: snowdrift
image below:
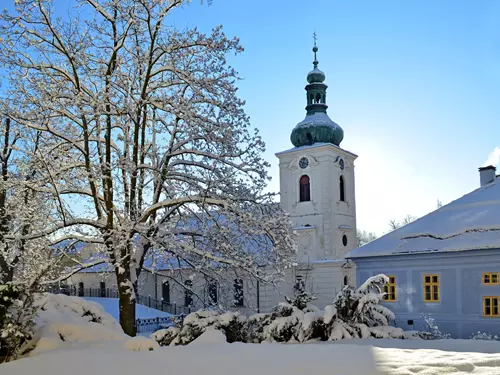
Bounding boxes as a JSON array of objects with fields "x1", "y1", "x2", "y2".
[{"x1": 21, "y1": 293, "x2": 158, "y2": 356}]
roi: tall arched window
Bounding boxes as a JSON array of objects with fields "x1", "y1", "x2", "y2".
[
  {"x1": 339, "y1": 176, "x2": 345, "y2": 201},
  {"x1": 299, "y1": 175, "x2": 311, "y2": 202}
]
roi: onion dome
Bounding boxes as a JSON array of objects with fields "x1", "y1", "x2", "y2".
[{"x1": 290, "y1": 39, "x2": 344, "y2": 147}]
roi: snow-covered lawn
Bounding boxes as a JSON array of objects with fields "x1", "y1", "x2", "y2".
[
  {"x1": 4, "y1": 294, "x2": 499, "y2": 374},
  {"x1": 84, "y1": 297, "x2": 172, "y2": 319},
  {"x1": 3, "y1": 338, "x2": 500, "y2": 375}
]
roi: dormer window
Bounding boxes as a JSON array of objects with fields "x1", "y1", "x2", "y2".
[
  {"x1": 299, "y1": 175, "x2": 311, "y2": 202},
  {"x1": 340, "y1": 176, "x2": 345, "y2": 202}
]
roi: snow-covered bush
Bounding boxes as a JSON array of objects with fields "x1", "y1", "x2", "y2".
[
  {"x1": 0, "y1": 284, "x2": 38, "y2": 361},
  {"x1": 323, "y1": 274, "x2": 405, "y2": 340},
  {"x1": 20, "y1": 293, "x2": 126, "y2": 356},
  {"x1": 470, "y1": 331, "x2": 500, "y2": 341},
  {"x1": 155, "y1": 276, "x2": 406, "y2": 346},
  {"x1": 247, "y1": 291, "x2": 324, "y2": 343},
  {"x1": 152, "y1": 310, "x2": 247, "y2": 346},
  {"x1": 151, "y1": 327, "x2": 181, "y2": 346},
  {"x1": 418, "y1": 315, "x2": 451, "y2": 340}
]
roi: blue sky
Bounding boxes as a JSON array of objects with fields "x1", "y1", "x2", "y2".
[
  {"x1": 169, "y1": 0, "x2": 500, "y2": 235},
  {"x1": 3, "y1": 0, "x2": 500, "y2": 235}
]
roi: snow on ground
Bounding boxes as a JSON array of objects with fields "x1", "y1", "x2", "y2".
[
  {"x1": 84, "y1": 297, "x2": 172, "y2": 319},
  {"x1": 3, "y1": 339, "x2": 500, "y2": 375},
  {"x1": 5, "y1": 294, "x2": 499, "y2": 374},
  {"x1": 189, "y1": 327, "x2": 227, "y2": 345},
  {"x1": 328, "y1": 337, "x2": 500, "y2": 354}
]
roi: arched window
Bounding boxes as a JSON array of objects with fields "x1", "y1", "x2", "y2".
[
  {"x1": 299, "y1": 175, "x2": 311, "y2": 202},
  {"x1": 234, "y1": 279, "x2": 244, "y2": 307},
  {"x1": 344, "y1": 275, "x2": 348, "y2": 286},
  {"x1": 339, "y1": 176, "x2": 345, "y2": 201},
  {"x1": 315, "y1": 93, "x2": 321, "y2": 103}
]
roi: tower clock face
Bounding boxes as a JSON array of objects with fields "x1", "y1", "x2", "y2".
[
  {"x1": 299, "y1": 157, "x2": 309, "y2": 169},
  {"x1": 339, "y1": 158, "x2": 345, "y2": 170}
]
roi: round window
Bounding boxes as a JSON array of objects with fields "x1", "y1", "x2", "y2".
[{"x1": 342, "y1": 234, "x2": 348, "y2": 246}]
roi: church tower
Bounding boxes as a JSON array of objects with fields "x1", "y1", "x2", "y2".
[{"x1": 275, "y1": 41, "x2": 358, "y2": 264}]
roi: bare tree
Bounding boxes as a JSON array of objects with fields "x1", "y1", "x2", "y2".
[
  {"x1": 388, "y1": 215, "x2": 416, "y2": 232},
  {"x1": 356, "y1": 229, "x2": 378, "y2": 247},
  {"x1": 0, "y1": 0, "x2": 295, "y2": 335}
]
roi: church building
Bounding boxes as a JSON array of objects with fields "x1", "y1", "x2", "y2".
[
  {"x1": 66, "y1": 43, "x2": 359, "y2": 314},
  {"x1": 272, "y1": 41, "x2": 358, "y2": 308}
]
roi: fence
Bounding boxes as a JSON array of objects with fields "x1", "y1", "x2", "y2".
[{"x1": 47, "y1": 286, "x2": 191, "y2": 333}]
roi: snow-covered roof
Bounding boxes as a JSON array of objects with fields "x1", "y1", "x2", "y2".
[{"x1": 347, "y1": 177, "x2": 500, "y2": 258}]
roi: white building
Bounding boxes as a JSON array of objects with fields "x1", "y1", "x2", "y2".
[{"x1": 68, "y1": 43, "x2": 358, "y2": 314}]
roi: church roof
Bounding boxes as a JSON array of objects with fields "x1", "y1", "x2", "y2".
[{"x1": 347, "y1": 176, "x2": 500, "y2": 258}]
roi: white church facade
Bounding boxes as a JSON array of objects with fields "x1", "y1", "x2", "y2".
[{"x1": 67, "y1": 43, "x2": 358, "y2": 314}]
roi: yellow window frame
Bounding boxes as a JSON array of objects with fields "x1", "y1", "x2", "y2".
[
  {"x1": 423, "y1": 274, "x2": 440, "y2": 302},
  {"x1": 482, "y1": 272, "x2": 500, "y2": 285},
  {"x1": 383, "y1": 276, "x2": 397, "y2": 302},
  {"x1": 483, "y1": 296, "x2": 500, "y2": 317}
]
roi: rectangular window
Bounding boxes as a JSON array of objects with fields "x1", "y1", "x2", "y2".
[
  {"x1": 423, "y1": 274, "x2": 440, "y2": 302},
  {"x1": 234, "y1": 278, "x2": 244, "y2": 307},
  {"x1": 208, "y1": 282, "x2": 218, "y2": 304},
  {"x1": 383, "y1": 276, "x2": 397, "y2": 301},
  {"x1": 184, "y1": 280, "x2": 193, "y2": 307},
  {"x1": 294, "y1": 275, "x2": 305, "y2": 295},
  {"x1": 483, "y1": 297, "x2": 500, "y2": 317},
  {"x1": 162, "y1": 281, "x2": 170, "y2": 304},
  {"x1": 483, "y1": 272, "x2": 500, "y2": 285}
]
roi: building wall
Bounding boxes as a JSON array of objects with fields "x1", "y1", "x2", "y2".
[
  {"x1": 353, "y1": 249, "x2": 500, "y2": 338},
  {"x1": 66, "y1": 262, "x2": 354, "y2": 315}
]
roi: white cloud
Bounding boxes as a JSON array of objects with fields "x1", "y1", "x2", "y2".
[{"x1": 484, "y1": 147, "x2": 500, "y2": 167}]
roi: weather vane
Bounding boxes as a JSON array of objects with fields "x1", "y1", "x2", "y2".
[{"x1": 313, "y1": 31, "x2": 317, "y2": 47}]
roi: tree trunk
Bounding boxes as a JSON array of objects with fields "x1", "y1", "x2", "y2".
[{"x1": 116, "y1": 270, "x2": 136, "y2": 336}]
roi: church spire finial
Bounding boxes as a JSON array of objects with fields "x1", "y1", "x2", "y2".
[{"x1": 312, "y1": 31, "x2": 319, "y2": 69}]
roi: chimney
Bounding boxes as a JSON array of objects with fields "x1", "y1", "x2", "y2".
[{"x1": 479, "y1": 165, "x2": 496, "y2": 187}]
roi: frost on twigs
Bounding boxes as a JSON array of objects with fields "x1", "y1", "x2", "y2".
[
  {"x1": 0, "y1": 0, "x2": 296, "y2": 336},
  {"x1": 418, "y1": 315, "x2": 451, "y2": 340}
]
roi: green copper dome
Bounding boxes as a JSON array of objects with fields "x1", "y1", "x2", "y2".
[
  {"x1": 306, "y1": 46, "x2": 326, "y2": 83},
  {"x1": 307, "y1": 68, "x2": 326, "y2": 84},
  {"x1": 290, "y1": 42, "x2": 344, "y2": 147}
]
